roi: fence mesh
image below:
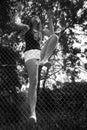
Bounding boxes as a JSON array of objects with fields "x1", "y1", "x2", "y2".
[{"x1": 0, "y1": 45, "x2": 87, "y2": 130}]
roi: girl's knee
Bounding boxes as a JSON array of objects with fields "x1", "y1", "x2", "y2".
[
  {"x1": 51, "y1": 34, "x2": 58, "y2": 42},
  {"x1": 25, "y1": 59, "x2": 38, "y2": 75}
]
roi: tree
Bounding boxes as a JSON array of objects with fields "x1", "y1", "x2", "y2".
[
  {"x1": 1, "y1": 0, "x2": 87, "y2": 91},
  {"x1": 0, "y1": 1, "x2": 23, "y2": 102}
]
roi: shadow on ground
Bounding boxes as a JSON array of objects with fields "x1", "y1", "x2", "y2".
[{"x1": 0, "y1": 82, "x2": 87, "y2": 130}]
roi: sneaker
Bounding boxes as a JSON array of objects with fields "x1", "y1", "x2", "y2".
[
  {"x1": 39, "y1": 61, "x2": 52, "y2": 68},
  {"x1": 44, "y1": 62, "x2": 52, "y2": 68}
]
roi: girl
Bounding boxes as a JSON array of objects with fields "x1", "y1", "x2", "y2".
[{"x1": 11, "y1": 2, "x2": 58, "y2": 123}]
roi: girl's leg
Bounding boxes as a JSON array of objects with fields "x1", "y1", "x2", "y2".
[
  {"x1": 25, "y1": 59, "x2": 38, "y2": 122},
  {"x1": 40, "y1": 34, "x2": 58, "y2": 64}
]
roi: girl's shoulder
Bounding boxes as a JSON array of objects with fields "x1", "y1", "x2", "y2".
[{"x1": 25, "y1": 29, "x2": 32, "y2": 35}]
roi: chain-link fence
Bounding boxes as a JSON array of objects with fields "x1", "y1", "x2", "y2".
[{"x1": 0, "y1": 45, "x2": 87, "y2": 130}]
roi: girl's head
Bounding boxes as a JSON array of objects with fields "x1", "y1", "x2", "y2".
[
  {"x1": 31, "y1": 15, "x2": 41, "y2": 31},
  {"x1": 24, "y1": 13, "x2": 41, "y2": 32}
]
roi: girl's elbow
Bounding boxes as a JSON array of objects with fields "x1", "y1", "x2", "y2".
[{"x1": 24, "y1": 25, "x2": 29, "y2": 33}]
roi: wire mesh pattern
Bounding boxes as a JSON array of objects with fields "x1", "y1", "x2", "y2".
[{"x1": 0, "y1": 45, "x2": 87, "y2": 130}]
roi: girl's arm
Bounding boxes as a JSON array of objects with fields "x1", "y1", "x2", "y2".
[
  {"x1": 47, "y1": 10, "x2": 54, "y2": 34},
  {"x1": 11, "y1": 4, "x2": 29, "y2": 37},
  {"x1": 42, "y1": 10, "x2": 54, "y2": 37}
]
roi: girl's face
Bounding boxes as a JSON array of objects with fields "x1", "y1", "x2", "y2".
[{"x1": 32, "y1": 16, "x2": 41, "y2": 31}]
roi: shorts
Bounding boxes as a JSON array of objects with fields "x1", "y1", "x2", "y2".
[{"x1": 24, "y1": 49, "x2": 41, "y2": 62}]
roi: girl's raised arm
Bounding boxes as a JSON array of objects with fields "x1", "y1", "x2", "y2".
[
  {"x1": 42, "y1": 10, "x2": 54, "y2": 37},
  {"x1": 10, "y1": 3, "x2": 29, "y2": 37},
  {"x1": 47, "y1": 10, "x2": 54, "y2": 35}
]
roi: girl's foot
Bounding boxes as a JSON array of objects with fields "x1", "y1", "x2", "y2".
[{"x1": 29, "y1": 114, "x2": 37, "y2": 123}]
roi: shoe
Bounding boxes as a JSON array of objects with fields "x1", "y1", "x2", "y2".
[
  {"x1": 44, "y1": 62, "x2": 52, "y2": 68},
  {"x1": 39, "y1": 61, "x2": 52, "y2": 68}
]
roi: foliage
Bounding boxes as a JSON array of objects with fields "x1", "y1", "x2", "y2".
[
  {"x1": 1, "y1": 0, "x2": 87, "y2": 89},
  {"x1": 0, "y1": 1, "x2": 87, "y2": 129}
]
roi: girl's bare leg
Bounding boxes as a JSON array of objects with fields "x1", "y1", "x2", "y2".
[
  {"x1": 40, "y1": 34, "x2": 58, "y2": 64},
  {"x1": 25, "y1": 59, "x2": 38, "y2": 122}
]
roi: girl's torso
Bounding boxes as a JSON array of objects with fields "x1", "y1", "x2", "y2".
[{"x1": 24, "y1": 29, "x2": 41, "y2": 52}]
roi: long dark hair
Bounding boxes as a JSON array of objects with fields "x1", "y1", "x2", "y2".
[
  {"x1": 23, "y1": 16, "x2": 33, "y2": 32},
  {"x1": 24, "y1": 17, "x2": 33, "y2": 43}
]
